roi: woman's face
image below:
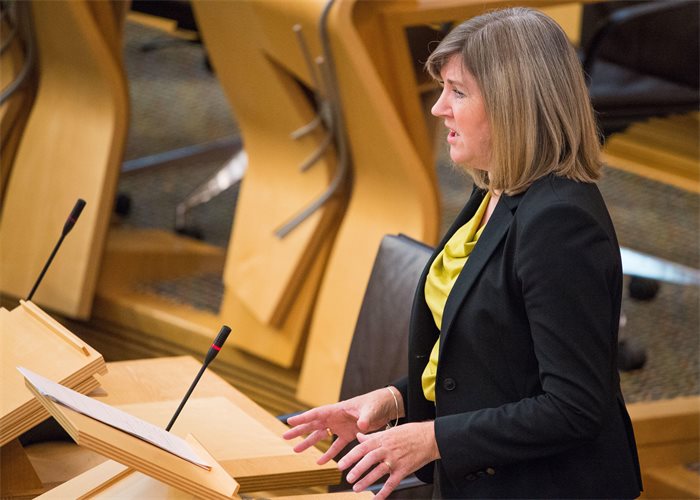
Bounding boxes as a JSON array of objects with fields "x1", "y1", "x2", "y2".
[{"x1": 431, "y1": 56, "x2": 492, "y2": 171}]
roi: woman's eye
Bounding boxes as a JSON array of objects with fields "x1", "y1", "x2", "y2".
[{"x1": 453, "y1": 89, "x2": 465, "y2": 98}]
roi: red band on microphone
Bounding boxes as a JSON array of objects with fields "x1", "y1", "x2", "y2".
[{"x1": 211, "y1": 344, "x2": 222, "y2": 351}]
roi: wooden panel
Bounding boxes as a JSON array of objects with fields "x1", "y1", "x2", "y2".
[
  {"x1": 296, "y1": 0, "x2": 441, "y2": 406},
  {"x1": 34, "y1": 357, "x2": 340, "y2": 497},
  {"x1": 0, "y1": 0, "x2": 128, "y2": 318},
  {"x1": 36, "y1": 460, "x2": 190, "y2": 499},
  {"x1": 39, "y1": 460, "x2": 371, "y2": 500},
  {"x1": 219, "y1": 235, "x2": 335, "y2": 367},
  {"x1": 628, "y1": 397, "x2": 700, "y2": 493},
  {"x1": 0, "y1": 301, "x2": 106, "y2": 445},
  {"x1": 192, "y1": 0, "x2": 348, "y2": 367},
  {"x1": 118, "y1": 397, "x2": 338, "y2": 492},
  {"x1": 644, "y1": 465, "x2": 700, "y2": 499},
  {"x1": 0, "y1": 438, "x2": 43, "y2": 498},
  {"x1": 636, "y1": 440, "x2": 699, "y2": 469},
  {"x1": 628, "y1": 396, "x2": 700, "y2": 446},
  {"x1": 603, "y1": 113, "x2": 700, "y2": 193},
  {"x1": 0, "y1": 5, "x2": 37, "y2": 208},
  {"x1": 94, "y1": 357, "x2": 339, "y2": 490},
  {"x1": 25, "y1": 380, "x2": 239, "y2": 499}
]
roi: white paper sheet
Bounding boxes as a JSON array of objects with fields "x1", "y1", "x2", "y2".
[{"x1": 18, "y1": 366, "x2": 211, "y2": 469}]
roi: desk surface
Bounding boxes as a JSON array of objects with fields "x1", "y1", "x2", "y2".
[
  {"x1": 26, "y1": 356, "x2": 339, "y2": 497},
  {"x1": 93, "y1": 357, "x2": 340, "y2": 492}
]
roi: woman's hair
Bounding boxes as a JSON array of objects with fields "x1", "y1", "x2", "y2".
[{"x1": 426, "y1": 7, "x2": 602, "y2": 194}]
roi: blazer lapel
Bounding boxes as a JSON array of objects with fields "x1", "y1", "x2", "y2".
[{"x1": 439, "y1": 192, "x2": 522, "y2": 357}]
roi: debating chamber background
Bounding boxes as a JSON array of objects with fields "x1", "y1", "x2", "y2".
[{"x1": 0, "y1": 0, "x2": 698, "y2": 498}]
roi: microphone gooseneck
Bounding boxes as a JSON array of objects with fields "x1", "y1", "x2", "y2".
[
  {"x1": 165, "y1": 325, "x2": 232, "y2": 432},
  {"x1": 27, "y1": 198, "x2": 87, "y2": 302}
]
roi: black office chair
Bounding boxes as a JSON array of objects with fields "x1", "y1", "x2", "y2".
[
  {"x1": 280, "y1": 234, "x2": 434, "y2": 497},
  {"x1": 338, "y1": 234, "x2": 432, "y2": 401},
  {"x1": 580, "y1": 0, "x2": 699, "y2": 136}
]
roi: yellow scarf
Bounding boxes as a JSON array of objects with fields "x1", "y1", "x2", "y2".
[{"x1": 421, "y1": 192, "x2": 491, "y2": 402}]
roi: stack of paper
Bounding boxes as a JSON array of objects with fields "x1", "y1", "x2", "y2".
[{"x1": 0, "y1": 300, "x2": 107, "y2": 445}]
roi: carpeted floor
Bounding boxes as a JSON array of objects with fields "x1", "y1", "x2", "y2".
[
  {"x1": 123, "y1": 22, "x2": 238, "y2": 161},
  {"x1": 118, "y1": 20, "x2": 699, "y2": 404}
]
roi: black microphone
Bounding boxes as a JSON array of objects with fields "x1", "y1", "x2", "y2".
[
  {"x1": 165, "y1": 325, "x2": 232, "y2": 432},
  {"x1": 62, "y1": 198, "x2": 87, "y2": 236},
  {"x1": 27, "y1": 199, "x2": 87, "y2": 301}
]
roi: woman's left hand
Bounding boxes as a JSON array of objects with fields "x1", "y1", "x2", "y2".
[{"x1": 337, "y1": 421, "x2": 440, "y2": 500}]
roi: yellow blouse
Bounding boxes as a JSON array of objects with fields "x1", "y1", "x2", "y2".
[{"x1": 421, "y1": 192, "x2": 491, "y2": 402}]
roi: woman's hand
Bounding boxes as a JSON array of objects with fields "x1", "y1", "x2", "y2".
[
  {"x1": 282, "y1": 387, "x2": 403, "y2": 464},
  {"x1": 339, "y1": 421, "x2": 440, "y2": 500}
]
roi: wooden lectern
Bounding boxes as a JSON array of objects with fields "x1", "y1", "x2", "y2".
[
  {"x1": 0, "y1": 300, "x2": 107, "y2": 498},
  {"x1": 23, "y1": 376, "x2": 238, "y2": 499},
  {"x1": 89, "y1": 357, "x2": 341, "y2": 493},
  {"x1": 18, "y1": 357, "x2": 341, "y2": 497},
  {"x1": 0, "y1": 300, "x2": 107, "y2": 445}
]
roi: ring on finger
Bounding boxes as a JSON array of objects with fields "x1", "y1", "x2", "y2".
[
  {"x1": 383, "y1": 460, "x2": 392, "y2": 472},
  {"x1": 325, "y1": 428, "x2": 333, "y2": 439}
]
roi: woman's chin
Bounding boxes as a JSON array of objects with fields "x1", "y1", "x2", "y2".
[{"x1": 449, "y1": 151, "x2": 466, "y2": 166}]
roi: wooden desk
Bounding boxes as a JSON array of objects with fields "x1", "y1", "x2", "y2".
[
  {"x1": 602, "y1": 112, "x2": 700, "y2": 193},
  {"x1": 24, "y1": 356, "x2": 339, "y2": 497},
  {"x1": 93, "y1": 356, "x2": 340, "y2": 493}
]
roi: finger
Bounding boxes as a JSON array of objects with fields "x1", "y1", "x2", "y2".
[
  {"x1": 373, "y1": 475, "x2": 402, "y2": 500},
  {"x1": 317, "y1": 436, "x2": 349, "y2": 465},
  {"x1": 282, "y1": 426, "x2": 307, "y2": 441},
  {"x1": 336, "y1": 440, "x2": 371, "y2": 471},
  {"x1": 286, "y1": 408, "x2": 323, "y2": 426},
  {"x1": 292, "y1": 429, "x2": 328, "y2": 453},
  {"x1": 345, "y1": 448, "x2": 383, "y2": 484},
  {"x1": 282, "y1": 422, "x2": 319, "y2": 440},
  {"x1": 351, "y1": 460, "x2": 393, "y2": 492},
  {"x1": 356, "y1": 431, "x2": 370, "y2": 443}
]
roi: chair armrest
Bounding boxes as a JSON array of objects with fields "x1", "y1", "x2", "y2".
[
  {"x1": 276, "y1": 410, "x2": 306, "y2": 425},
  {"x1": 366, "y1": 474, "x2": 429, "y2": 495}
]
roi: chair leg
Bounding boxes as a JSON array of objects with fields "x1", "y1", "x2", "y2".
[{"x1": 174, "y1": 149, "x2": 247, "y2": 238}]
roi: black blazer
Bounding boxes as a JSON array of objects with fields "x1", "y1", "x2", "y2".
[{"x1": 395, "y1": 174, "x2": 642, "y2": 498}]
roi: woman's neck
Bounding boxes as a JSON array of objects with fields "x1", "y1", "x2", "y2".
[{"x1": 479, "y1": 189, "x2": 500, "y2": 229}]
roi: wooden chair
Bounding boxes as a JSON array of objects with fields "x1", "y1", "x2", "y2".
[
  {"x1": 0, "y1": 0, "x2": 128, "y2": 318},
  {"x1": 0, "y1": 1, "x2": 37, "y2": 210}
]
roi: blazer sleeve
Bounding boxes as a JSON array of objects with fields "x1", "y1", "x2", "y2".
[
  {"x1": 434, "y1": 201, "x2": 621, "y2": 479},
  {"x1": 392, "y1": 376, "x2": 409, "y2": 420}
]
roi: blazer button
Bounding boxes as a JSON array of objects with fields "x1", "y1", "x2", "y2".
[
  {"x1": 486, "y1": 467, "x2": 496, "y2": 476},
  {"x1": 466, "y1": 473, "x2": 477, "y2": 481},
  {"x1": 443, "y1": 377, "x2": 456, "y2": 391}
]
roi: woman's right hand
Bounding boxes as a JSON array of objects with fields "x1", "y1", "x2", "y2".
[{"x1": 282, "y1": 387, "x2": 403, "y2": 464}]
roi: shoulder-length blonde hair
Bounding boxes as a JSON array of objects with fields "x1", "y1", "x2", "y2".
[{"x1": 426, "y1": 7, "x2": 602, "y2": 194}]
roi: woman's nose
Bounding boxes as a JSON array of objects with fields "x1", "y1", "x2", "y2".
[{"x1": 431, "y1": 91, "x2": 448, "y2": 117}]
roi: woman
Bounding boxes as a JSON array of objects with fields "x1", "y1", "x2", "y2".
[{"x1": 283, "y1": 7, "x2": 642, "y2": 499}]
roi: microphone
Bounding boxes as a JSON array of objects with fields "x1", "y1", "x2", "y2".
[
  {"x1": 27, "y1": 199, "x2": 87, "y2": 301},
  {"x1": 62, "y1": 198, "x2": 87, "y2": 236},
  {"x1": 165, "y1": 325, "x2": 232, "y2": 432}
]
